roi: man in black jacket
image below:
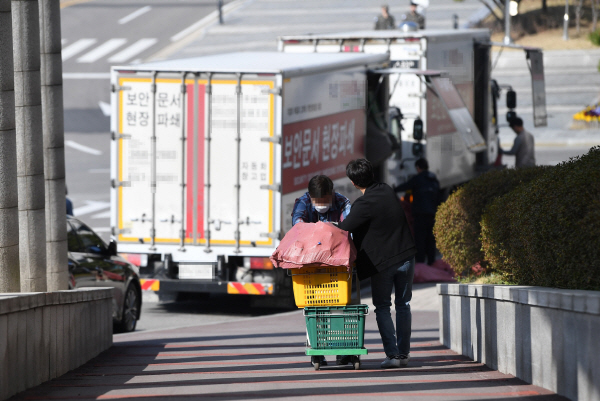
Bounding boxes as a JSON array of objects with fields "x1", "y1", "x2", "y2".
[
  {"x1": 337, "y1": 159, "x2": 417, "y2": 369},
  {"x1": 394, "y1": 158, "x2": 440, "y2": 265}
]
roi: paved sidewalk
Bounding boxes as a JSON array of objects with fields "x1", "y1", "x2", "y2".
[{"x1": 12, "y1": 289, "x2": 566, "y2": 400}]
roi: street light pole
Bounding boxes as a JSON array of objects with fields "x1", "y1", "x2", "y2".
[
  {"x1": 563, "y1": 0, "x2": 569, "y2": 40},
  {"x1": 504, "y1": 0, "x2": 512, "y2": 44}
]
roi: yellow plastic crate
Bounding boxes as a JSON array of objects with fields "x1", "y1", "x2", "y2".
[{"x1": 291, "y1": 265, "x2": 352, "y2": 308}]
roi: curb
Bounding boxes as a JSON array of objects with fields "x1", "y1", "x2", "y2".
[{"x1": 147, "y1": 0, "x2": 253, "y2": 62}]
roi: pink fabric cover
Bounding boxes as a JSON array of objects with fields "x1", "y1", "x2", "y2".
[
  {"x1": 413, "y1": 260, "x2": 456, "y2": 283},
  {"x1": 270, "y1": 221, "x2": 356, "y2": 270}
]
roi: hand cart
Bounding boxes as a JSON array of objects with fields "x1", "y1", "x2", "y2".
[
  {"x1": 304, "y1": 304, "x2": 369, "y2": 370},
  {"x1": 289, "y1": 266, "x2": 368, "y2": 370}
]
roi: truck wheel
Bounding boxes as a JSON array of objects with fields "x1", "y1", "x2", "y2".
[{"x1": 116, "y1": 284, "x2": 140, "y2": 333}]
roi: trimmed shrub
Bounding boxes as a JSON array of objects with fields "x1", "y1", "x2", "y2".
[
  {"x1": 434, "y1": 166, "x2": 548, "y2": 275},
  {"x1": 481, "y1": 147, "x2": 600, "y2": 290}
]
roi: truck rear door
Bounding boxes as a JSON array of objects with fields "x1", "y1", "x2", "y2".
[{"x1": 113, "y1": 73, "x2": 277, "y2": 250}]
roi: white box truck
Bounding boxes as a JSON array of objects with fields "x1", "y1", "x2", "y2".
[
  {"x1": 110, "y1": 52, "x2": 389, "y2": 304},
  {"x1": 279, "y1": 29, "x2": 547, "y2": 191}
]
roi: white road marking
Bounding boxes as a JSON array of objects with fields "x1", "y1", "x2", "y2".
[
  {"x1": 118, "y1": 6, "x2": 151, "y2": 24},
  {"x1": 171, "y1": 19, "x2": 210, "y2": 42},
  {"x1": 99, "y1": 101, "x2": 111, "y2": 117},
  {"x1": 62, "y1": 38, "x2": 97, "y2": 61},
  {"x1": 65, "y1": 140, "x2": 102, "y2": 155},
  {"x1": 73, "y1": 201, "x2": 110, "y2": 217},
  {"x1": 108, "y1": 38, "x2": 157, "y2": 63},
  {"x1": 63, "y1": 73, "x2": 111, "y2": 79},
  {"x1": 92, "y1": 210, "x2": 111, "y2": 219},
  {"x1": 61, "y1": 39, "x2": 67, "y2": 46},
  {"x1": 77, "y1": 38, "x2": 126, "y2": 63}
]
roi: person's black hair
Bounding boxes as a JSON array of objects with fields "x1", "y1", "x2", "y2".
[
  {"x1": 382, "y1": 4, "x2": 389, "y2": 11},
  {"x1": 509, "y1": 117, "x2": 523, "y2": 128},
  {"x1": 346, "y1": 159, "x2": 374, "y2": 188},
  {"x1": 308, "y1": 175, "x2": 333, "y2": 199},
  {"x1": 415, "y1": 158, "x2": 429, "y2": 171}
]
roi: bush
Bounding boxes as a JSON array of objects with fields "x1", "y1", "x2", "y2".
[
  {"x1": 590, "y1": 30, "x2": 600, "y2": 46},
  {"x1": 434, "y1": 166, "x2": 548, "y2": 275},
  {"x1": 481, "y1": 147, "x2": 600, "y2": 290}
]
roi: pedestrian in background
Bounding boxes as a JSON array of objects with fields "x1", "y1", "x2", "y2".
[
  {"x1": 337, "y1": 159, "x2": 416, "y2": 369},
  {"x1": 374, "y1": 4, "x2": 396, "y2": 30},
  {"x1": 394, "y1": 158, "x2": 439, "y2": 265},
  {"x1": 401, "y1": 1, "x2": 425, "y2": 29},
  {"x1": 501, "y1": 117, "x2": 536, "y2": 168}
]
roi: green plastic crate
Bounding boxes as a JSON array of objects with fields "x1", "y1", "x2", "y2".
[{"x1": 304, "y1": 305, "x2": 368, "y2": 349}]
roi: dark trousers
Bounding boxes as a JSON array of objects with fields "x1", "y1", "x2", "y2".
[{"x1": 413, "y1": 213, "x2": 436, "y2": 264}]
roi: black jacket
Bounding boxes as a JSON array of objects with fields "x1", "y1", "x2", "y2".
[
  {"x1": 338, "y1": 182, "x2": 416, "y2": 280},
  {"x1": 394, "y1": 171, "x2": 440, "y2": 215}
]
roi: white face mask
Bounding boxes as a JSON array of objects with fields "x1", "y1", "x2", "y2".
[{"x1": 314, "y1": 205, "x2": 330, "y2": 214}]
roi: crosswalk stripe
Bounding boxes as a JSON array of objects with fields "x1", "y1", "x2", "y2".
[
  {"x1": 107, "y1": 38, "x2": 157, "y2": 63},
  {"x1": 119, "y1": 6, "x2": 152, "y2": 24},
  {"x1": 77, "y1": 38, "x2": 126, "y2": 63},
  {"x1": 62, "y1": 38, "x2": 97, "y2": 61}
]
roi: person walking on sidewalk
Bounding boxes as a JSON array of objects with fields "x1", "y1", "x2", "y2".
[
  {"x1": 374, "y1": 4, "x2": 396, "y2": 30},
  {"x1": 501, "y1": 117, "x2": 536, "y2": 168},
  {"x1": 401, "y1": 1, "x2": 425, "y2": 29},
  {"x1": 394, "y1": 158, "x2": 439, "y2": 265},
  {"x1": 337, "y1": 159, "x2": 417, "y2": 369}
]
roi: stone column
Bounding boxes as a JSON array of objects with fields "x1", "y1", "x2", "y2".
[
  {"x1": 13, "y1": 0, "x2": 47, "y2": 292},
  {"x1": 39, "y1": 0, "x2": 67, "y2": 291},
  {"x1": 0, "y1": 0, "x2": 20, "y2": 293}
]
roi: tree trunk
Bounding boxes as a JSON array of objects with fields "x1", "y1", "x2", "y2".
[
  {"x1": 12, "y1": 0, "x2": 47, "y2": 292},
  {"x1": 593, "y1": 0, "x2": 598, "y2": 32},
  {"x1": 576, "y1": 0, "x2": 583, "y2": 35},
  {"x1": 0, "y1": 0, "x2": 21, "y2": 293},
  {"x1": 39, "y1": 0, "x2": 68, "y2": 291},
  {"x1": 542, "y1": 0, "x2": 548, "y2": 12}
]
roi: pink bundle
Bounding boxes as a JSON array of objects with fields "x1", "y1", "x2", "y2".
[{"x1": 270, "y1": 221, "x2": 356, "y2": 270}]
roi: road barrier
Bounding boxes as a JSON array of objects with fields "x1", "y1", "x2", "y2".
[
  {"x1": 438, "y1": 284, "x2": 600, "y2": 401},
  {"x1": 0, "y1": 288, "x2": 113, "y2": 400}
]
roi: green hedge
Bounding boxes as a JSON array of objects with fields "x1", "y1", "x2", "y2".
[
  {"x1": 434, "y1": 166, "x2": 548, "y2": 275},
  {"x1": 481, "y1": 147, "x2": 600, "y2": 290}
]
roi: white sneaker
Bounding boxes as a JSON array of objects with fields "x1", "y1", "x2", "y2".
[
  {"x1": 399, "y1": 354, "x2": 410, "y2": 367},
  {"x1": 380, "y1": 356, "x2": 401, "y2": 369}
]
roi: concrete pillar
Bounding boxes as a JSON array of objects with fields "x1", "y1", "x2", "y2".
[
  {"x1": 13, "y1": 0, "x2": 47, "y2": 292},
  {"x1": 39, "y1": 0, "x2": 67, "y2": 291},
  {"x1": 0, "y1": 0, "x2": 21, "y2": 292}
]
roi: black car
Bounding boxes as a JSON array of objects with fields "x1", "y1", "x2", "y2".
[{"x1": 67, "y1": 216, "x2": 142, "y2": 332}]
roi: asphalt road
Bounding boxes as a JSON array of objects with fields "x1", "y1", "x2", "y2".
[{"x1": 61, "y1": 0, "x2": 230, "y2": 238}]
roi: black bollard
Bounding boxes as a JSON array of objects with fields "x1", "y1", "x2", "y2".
[
  {"x1": 218, "y1": 0, "x2": 223, "y2": 24},
  {"x1": 453, "y1": 14, "x2": 458, "y2": 29}
]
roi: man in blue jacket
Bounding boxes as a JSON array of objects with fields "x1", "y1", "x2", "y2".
[
  {"x1": 394, "y1": 158, "x2": 440, "y2": 265},
  {"x1": 338, "y1": 159, "x2": 417, "y2": 369}
]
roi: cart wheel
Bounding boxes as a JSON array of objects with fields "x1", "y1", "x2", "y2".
[
  {"x1": 311, "y1": 356, "x2": 321, "y2": 371},
  {"x1": 353, "y1": 356, "x2": 360, "y2": 370}
]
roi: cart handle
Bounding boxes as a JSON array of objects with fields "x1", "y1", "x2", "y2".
[
  {"x1": 303, "y1": 309, "x2": 370, "y2": 316},
  {"x1": 286, "y1": 268, "x2": 354, "y2": 281}
]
